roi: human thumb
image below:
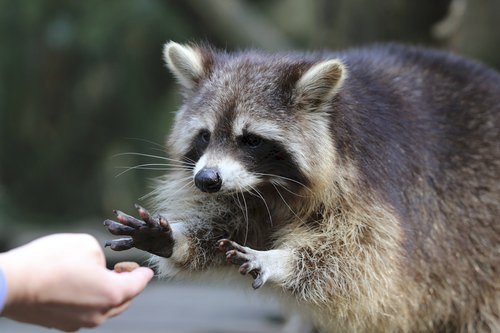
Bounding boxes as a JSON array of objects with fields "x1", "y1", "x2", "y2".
[{"x1": 111, "y1": 267, "x2": 154, "y2": 300}]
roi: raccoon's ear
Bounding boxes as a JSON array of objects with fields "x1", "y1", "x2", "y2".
[
  {"x1": 163, "y1": 41, "x2": 213, "y2": 89},
  {"x1": 295, "y1": 59, "x2": 346, "y2": 105}
]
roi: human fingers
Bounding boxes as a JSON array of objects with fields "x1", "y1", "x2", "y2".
[
  {"x1": 108, "y1": 267, "x2": 154, "y2": 301},
  {"x1": 104, "y1": 299, "x2": 133, "y2": 318}
]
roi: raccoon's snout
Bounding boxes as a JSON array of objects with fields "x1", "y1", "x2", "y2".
[{"x1": 194, "y1": 168, "x2": 222, "y2": 193}]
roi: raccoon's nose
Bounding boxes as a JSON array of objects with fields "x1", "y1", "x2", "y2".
[{"x1": 194, "y1": 168, "x2": 222, "y2": 193}]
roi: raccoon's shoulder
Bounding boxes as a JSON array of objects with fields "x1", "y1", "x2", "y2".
[{"x1": 337, "y1": 43, "x2": 500, "y2": 88}]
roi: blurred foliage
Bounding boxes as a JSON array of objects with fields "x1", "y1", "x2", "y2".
[
  {"x1": 0, "y1": 0, "x2": 499, "y2": 230},
  {"x1": 0, "y1": 0, "x2": 190, "y2": 221}
]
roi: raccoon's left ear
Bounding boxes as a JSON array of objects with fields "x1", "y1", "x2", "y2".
[
  {"x1": 163, "y1": 41, "x2": 213, "y2": 90},
  {"x1": 295, "y1": 59, "x2": 346, "y2": 105}
]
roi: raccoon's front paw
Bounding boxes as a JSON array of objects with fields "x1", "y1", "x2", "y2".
[
  {"x1": 103, "y1": 204, "x2": 174, "y2": 258},
  {"x1": 217, "y1": 239, "x2": 269, "y2": 289}
]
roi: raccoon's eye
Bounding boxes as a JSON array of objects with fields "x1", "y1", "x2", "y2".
[
  {"x1": 199, "y1": 130, "x2": 211, "y2": 144},
  {"x1": 195, "y1": 130, "x2": 211, "y2": 151},
  {"x1": 240, "y1": 134, "x2": 263, "y2": 148}
]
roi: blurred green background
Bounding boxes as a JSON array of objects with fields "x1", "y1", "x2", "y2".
[{"x1": 1, "y1": 0, "x2": 499, "y2": 250}]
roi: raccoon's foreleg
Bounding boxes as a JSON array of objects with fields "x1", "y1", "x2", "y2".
[
  {"x1": 104, "y1": 204, "x2": 175, "y2": 258},
  {"x1": 217, "y1": 239, "x2": 293, "y2": 289}
]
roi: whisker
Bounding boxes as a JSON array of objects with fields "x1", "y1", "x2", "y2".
[
  {"x1": 149, "y1": 147, "x2": 171, "y2": 154},
  {"x1": 232, "y1": 191, "x2": 248, "y2": 243},
  {"x1": 272, "y1": 183, "x2": 304, "y2": 223},
  {"x1": 270, "y1": 179, "x2": 308, "y2": 198},
  {"x1": 232, "y1": 192, "x2": 245, "y2": 220},
  {"x1": 138, "y1": 175, "x2": 193, "y2": 201},
  {"x1": 166, "y1": 175, "x2": 194, "y2": 184},
  {"x1": 115, "y1": 163, "x2": 192, "y2": 170},
  {"x1": 162, "y1": 176, "x2": 194, "y2": 199},
  {"x1": 116, "y1": 166, "x2": 190, "y2": 172},
  {"x1": 115, "y1": 163, "x2": 193, "y2": 169},
  {"x1": 112, "y1": 152, "x2": 195, "y2": 166},
  {"x1": 124, "y1": 137, "x2": 167, "y2": 151},
  {"x1": 238, "y1": 189, "x2": 250, "y2": 245},
  {"x1": 254, "y1": 172, "x2": 313, "y2": 193},
  {"x1": 114, "y1": 163, "x2": 192, "y2": 178},
  {"x1": 138, "y1": 189, "x2": 156, "y2": 201},
  {"x1": 248, "y1": 184, "x2": 273, "y2": 227},
  {"x1": 182, "y1": 155, "x2": 196, "y2": 164}
]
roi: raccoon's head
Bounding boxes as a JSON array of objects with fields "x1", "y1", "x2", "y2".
[{"x1": 163, "y1": 42, "x2": 347, "y2": 196}]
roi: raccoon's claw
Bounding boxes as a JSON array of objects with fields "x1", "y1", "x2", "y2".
[
  {"x1": 217, "y1": 239, "x2": 269, "y2": 289},
  {"x1": 113, "y1": 209, "x2": 146, "y2": 228},
  {"x1": 103, "y1": 220, "x2": 135, "y2": 236},
  {"x1": 217, "y1": 239, "x2": 246, "y2": 253},
  {"x1": 103, "y1": 205, "x2": 174, "y2": 258},
  {"x1": 105, "y1": 237, "x2": 135, "y2": 251}
]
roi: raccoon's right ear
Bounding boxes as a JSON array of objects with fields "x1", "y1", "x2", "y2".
[
  {"x1": 295, "y1": 59, "x2": 346, "y2": 106},
  {"x1": 163, "y1": 42, "x2": 213, "y2": 90}
]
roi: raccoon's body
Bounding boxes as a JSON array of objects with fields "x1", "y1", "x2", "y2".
[{"x1": 107, "y1": 43, "x2": 500, "y2": 332}]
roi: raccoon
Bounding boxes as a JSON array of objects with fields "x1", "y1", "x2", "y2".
[{"x1": 104, "y1": 42, "x2": 500, "y2": 333}]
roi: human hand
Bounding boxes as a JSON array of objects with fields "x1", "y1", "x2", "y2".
[{"x1": 0, "y1": 233, "x2": 154, "y2": 331}]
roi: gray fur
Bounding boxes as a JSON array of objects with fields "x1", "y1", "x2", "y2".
[{"x1": 149, "y1": 42, "x2": 499, "y2": 333}]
